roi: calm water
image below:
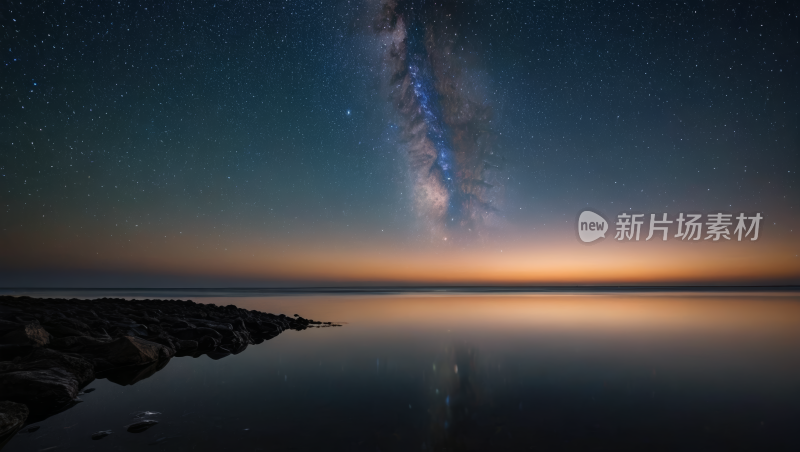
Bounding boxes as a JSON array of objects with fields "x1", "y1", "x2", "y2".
[{"x1": 4, "y1": 291, "x2": 800, "y2": 451}]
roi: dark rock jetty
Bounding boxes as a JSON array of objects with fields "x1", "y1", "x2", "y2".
[{"x1": 0, "y1": 295, "x2": 337, "y2": 433}]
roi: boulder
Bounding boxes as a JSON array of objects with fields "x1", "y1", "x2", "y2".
[
  {"x1": 1, "y1": 321, "x2": 50, "y2": 347},
  {"x1": 126, "y1": 419, "x2": 158, "y2": 433},
  {"x1": 42, "y1": 318, "x2": 92, "y2": 338},
  {"x1": 0, "y1": 344, "x2": 34, "y2": 361},
  {"x1": 110, "y1": 322, "x2": 149, "y2": 337},
  {"x1": 260, "y1": 322, "x2": 281, "y2": 334},
  {"x1": 0, "y1": 400, "x2": 28, "y2": 437},
  {"x1": 198, "y1": 335, "x2": 219, "y2": 349},
  {"x1": 171, "y1": 327, "x2": 221, "y2": 341},
  {"x1": 100, "y1": 358, "x2": 171, "y2": 386},
  {"x1": 0, "y1": 319, "x2": 21, "y2": 336},
  {"x1": 49, "y1": 335, "x2": 110, "y2": 353},
  {"x1": 175, "y1": 340, "x2": 198, "y2": 351},
  {"x1": 0, "y1": 348, "x2": 94, "y2": 408},
  {"x1": 92, "y1": 430, "x2": 112, "y2": 440},
  {"x1": 97, "y1": 336, "x2": 174, "y2": 368}
]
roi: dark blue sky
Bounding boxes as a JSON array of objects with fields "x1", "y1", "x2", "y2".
[{"x1": 1, "y1": 0, "x2": 797, "y2": 285}]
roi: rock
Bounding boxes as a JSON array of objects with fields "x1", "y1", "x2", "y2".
[
  {"x1": 260, "y1": 322, "x2": 281, "y2": 334},
  {"x1": 175, "y1": 339, "x2": 198, "y2": 351},
  {"x1": 92, "y1": 430, "x2": 112, "y2": 440},
  {"x1": 42, "y1": 318, "x2": 92, "y2": 338},
  {"x1": 1, "y1": 321, "x2": 50, "y2": 347},
  {"x1": 26, "y1": 425, "x2": 40, "y2": 433},
  {"x1": 146, "y1": 333, "x2": 176, "y2": 351},
  {"x1": 198, "y1": 335, "x2": 219, "y2": 349},
  {"x1": 0, "y1": 319, "x2": 21, "y2": 336},
  {"x1": 49, "y1": 335, "x2": 110, "y2": 353},
  {"x1": 0, "y1": 295, "x2": 333, "y2": 420},
  {"x1": 96, "y1": 336, "x2": 175, "y2": 368},
  {"x1": 0, "y1": 348, "x2": 94, "y2": 409},
  {"x1": 171, "y1": 327, "x2": 221, "y2": 341},
  {"x1": 126, "y1": 419, "x2": 158, "y2": 433},
  {"x1": 0, "y1": 401, "x2": 28, "y2": 437},
  {"x1": 100, "y1": 358, "x2": 171, "y2": 386},
  {"x1": 110, "y1": 322, "x2": 149, "y2": 337},
  {"x1": 0, "y1": 344, "x2": 34, "y2": 361},
  {"x1": 205, "y1": 348, "x2": 231, "y2": 360}
]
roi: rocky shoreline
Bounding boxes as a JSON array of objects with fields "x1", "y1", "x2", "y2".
[{"x1": 0, "y1": 295, "x2": 336, "y2": 445}]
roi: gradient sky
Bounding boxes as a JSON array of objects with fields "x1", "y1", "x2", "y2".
[{"x1": 1, "y1": 0, "x2": 797, "y2": 286}]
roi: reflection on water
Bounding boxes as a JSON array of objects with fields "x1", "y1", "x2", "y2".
[{"x1": 4, "y1": 291, "x2": 800, "y2": 451}]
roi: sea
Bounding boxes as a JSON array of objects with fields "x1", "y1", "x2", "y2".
[{"x1": 2, "y1": 288, "x2": 799, "y2": 451}]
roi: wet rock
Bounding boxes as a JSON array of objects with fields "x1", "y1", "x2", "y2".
[
  {"x1": 0, "y1": 401, "x2": 28, "y2": 437},
  {"x1": 96, "y1": 336, "x2": 175, "y2": 369},
  {"x1": 198, "y1": 335, "x2": 219, "y2": 349},
  {"x1": 0, "y1": 348, "x2": 94, "y2": 409},
  {"x1": 175, "y1": 339, "x2": 198, "y2": 351},
  {"x1": 1, "y1": 321, "x2": 50, "y2": 347},
  {"x1": 42, "y1": 318, "x2": 92, "y2": 338},
  {"x1": 49, "y1": 335, "x2": 110, "y2": 353},
  {"x1": 0, "y1": 344, "x2": 34, "y2": 361},
  {"x1": 111, "y1": 322, "x2": 149, "y2": 337},
  {"x1": 0, "y1": 319, "x2": 21, "y2": 336},
  {"x1": 146, "y1": 333, "x2": 176, "y2": 351},
  {"x1": 100, "y1": 358, "x2": 171, "y2": 386},
  {"x1": 0, "y1": 349, "x2": 94, "y2": 411},
  {"x1": 126, "y1": 419, "x2": 158, "y2": 433},
  {"x1": 170, "y1": 327, "x2": 221, "y2": 342},
  {"x1": 171, "y1": 319, "x2": 192, "y2": 328},
  {"x1": 92, "y1": 430, "x2": 112, "y2": 440},
  {"x1": 205, "y1": 348, "x2": 232, "y2": 360},
  {"x1": 260, "y1": 322, "x2": 281, "y2": 334}
]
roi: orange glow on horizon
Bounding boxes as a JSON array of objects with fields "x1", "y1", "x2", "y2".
[{"x1": 1, "y1": 223, "x2": 798, "y2": 285}]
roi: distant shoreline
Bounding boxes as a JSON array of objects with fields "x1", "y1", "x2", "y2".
[{"x1": 1, "y1": 285, "x2": 798, "y2": 298}]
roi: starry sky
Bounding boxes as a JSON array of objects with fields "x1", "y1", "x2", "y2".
[{"x1": 1, "y1": 0, "x2": 798, "y2": 286}]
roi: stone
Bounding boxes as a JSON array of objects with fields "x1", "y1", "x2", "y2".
[
  {"x1": 0, "y1": 348, "x2": 94, "y2": 409},
  {"x1": 98, "y1": 336, "x2": 175, "y2": 368},
  {"x1": 0, "y1": 319, "x2": 21, "y2": 336},
  {"x1": 1, "y1": 321, "x2": 50, "y2": 347},
  {"x1": 126, "y1": 420, "x2": 158, "y2": 433},
  {"x1": 92, "y1": 430, "x2": 112, "y2": 440},
  {"x1": 42, "y1": 318, "x2": 92, "y2": 338},
  {"x1": 0, "y1": 401, "x2": 28, "y2": 437},
  {"x1": 198, "y1": 335, "x2": 219, "y2": 349},
  {"x1": 176, "y1": 339, "x2": 198, "y2": 350},
  {"x1": 100, "y1": 358, "x2": 171, "y2": 386},
  {"x1": 49, "y1": 335, "x2": 110, "y2": 353},
  {"x1": 0, "y1": 344, "x2": 34, "y2": 361}
]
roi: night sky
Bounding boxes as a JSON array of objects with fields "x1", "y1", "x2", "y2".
[{"x1": 1, "y1": 0, "x2": 798, "y2": 286}]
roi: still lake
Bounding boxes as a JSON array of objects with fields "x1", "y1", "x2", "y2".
[{"x1": 3, "y1": 290, "x2": 800, "y2": 451}]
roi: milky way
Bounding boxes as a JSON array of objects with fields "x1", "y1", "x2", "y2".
[{"x1": 375, "y1": 0, "x2": 501, "y2": 237}]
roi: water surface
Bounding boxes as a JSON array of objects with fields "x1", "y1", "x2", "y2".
[{"x1": 4, "y1": 291, "x2": 800, "y2": 451}]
